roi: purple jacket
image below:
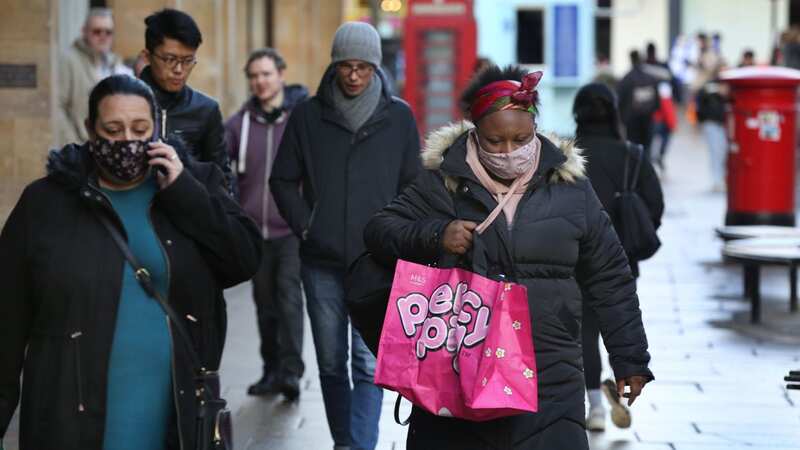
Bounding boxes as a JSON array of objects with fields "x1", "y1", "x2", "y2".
[{"x1": 225, "y1": 85, "x2": 309, "y2": 239}]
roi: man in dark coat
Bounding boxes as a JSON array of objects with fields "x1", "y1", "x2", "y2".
[
  {"x1": 269, "y1": 22, "x2": 421, "y2": 450},
  {"x1": 139, "y1": 9, "x2": 235, "y2": 192},
  {"x1": 617, "y1": 50, "x2": 660, "y2": 161},
  {"x1": 225, "y1": 47, "x2": 309, "y2": 401}
]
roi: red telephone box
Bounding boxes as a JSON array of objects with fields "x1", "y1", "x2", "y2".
[
  {"x1": 722, "y1": 67, "x2": 800, "y2": 226},
  {"x1": 403, "y1": 0, "x2": 477, "y2": 138}
]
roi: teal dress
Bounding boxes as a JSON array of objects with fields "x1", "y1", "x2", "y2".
[{"x1": 102, "y1": 178, "x2": 173, "y2": 450}]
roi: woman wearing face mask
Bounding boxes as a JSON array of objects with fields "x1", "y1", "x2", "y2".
[
  {"x1": 364, "y1": 66, "x2": 654, "y2": 449},
  {"x1": 0, "y1": 75, "x2": 261, "y2": 450}
]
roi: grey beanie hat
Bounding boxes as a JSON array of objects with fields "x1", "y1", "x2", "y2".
[{"x1": 331, "y1": 21, "x2": 382, "y2": 67}]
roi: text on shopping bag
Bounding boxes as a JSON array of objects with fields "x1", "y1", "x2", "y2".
[{"x1": 396, "y1": 281, "x2": 492, "y2": 364}]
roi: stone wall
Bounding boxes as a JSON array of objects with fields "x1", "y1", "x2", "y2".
[{"x1": 0, "y1": 0, "x2": 56, "y2": 222}]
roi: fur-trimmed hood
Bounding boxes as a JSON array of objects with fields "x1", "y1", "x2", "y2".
[{"x1": 420, "y1": 120, "x2": 585, "y2": 191}]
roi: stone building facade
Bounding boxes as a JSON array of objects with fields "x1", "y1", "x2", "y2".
[{"x1": 0, "y1": 0, "x2": 348, "y2": 221}]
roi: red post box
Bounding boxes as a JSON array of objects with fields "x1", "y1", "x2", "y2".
[
  {"x1": 722, "y1": 66, "x2": 800, "y2": 226},
  {"x1": 403, "y1": 0, "x2": 476, "y2": 138}
]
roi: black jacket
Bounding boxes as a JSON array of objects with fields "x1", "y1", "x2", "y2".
[
  {"x1": 617, "y1": 65, "x2": 660, "y2": 124},
  {"x1": 576, "y1": 124, "x2": 665, "y2": 276},
  {"x1": 270, "y1": 66, "x2": 421, "y2": 268},
  {"x1": 696, "y1": 80, "x2": 726, "y2": 123},
  {"x1": 0, "y1": 142, "x2": 261, "y2": 449},
  {"x1": 140, "y1": 66, "x2": 235, "y2": 191},
  {"x1": 363, "y1": 122, "x2": 653, "y2": 449}
]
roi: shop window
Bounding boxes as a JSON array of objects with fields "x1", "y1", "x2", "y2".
[{"x1": 517, "y1": 9, "x2": 544, "y2": 65}]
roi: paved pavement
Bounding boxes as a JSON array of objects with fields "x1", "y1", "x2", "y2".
[{"x1": 4, "y1": 123, "x2": 800, "y2": 449}]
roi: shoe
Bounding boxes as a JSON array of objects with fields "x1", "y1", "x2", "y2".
[
  {"x1": 601, "y1": 379, "x2": 632, "y2": 429},
  {"x1": 247, "y1": 373, "x2": 280, "y2": 396},
  {"x1": 280, "y1": 375, "x2": 301, "y2": 402},
  {"x1": 586, "y1": 405, "x2": 606, "y2": 432}
]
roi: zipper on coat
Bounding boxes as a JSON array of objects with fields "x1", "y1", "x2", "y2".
[
  {"x1": 262, "y1": 126, "x2": 274, "y2": 239},
  {"x1": 161, "y1": 109, "x2": 168, "y2": 140},
  {"x1": 70, "y1": 331, "x2": 86, "y2": 412},
  {"x1": 148, "y1": 201, "x2": 184, "y2": 450}
]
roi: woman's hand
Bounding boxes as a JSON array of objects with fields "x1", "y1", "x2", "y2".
[
  {"x1": 147, "y1": 141, "x2": 184, "y2": 189},
  {"x1": 442, "y1": 220, "x2": 478, "y2": 255},
  {"x1": 617, "y1": 375, "x2": 649, "y2": 406}
]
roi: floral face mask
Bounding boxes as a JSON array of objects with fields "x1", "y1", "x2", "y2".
[{"x1": 88, "y1": 137, "x2": 151, "y2": 182}]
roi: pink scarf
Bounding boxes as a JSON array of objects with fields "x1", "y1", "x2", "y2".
[{"x1": 465, "y1": 131, "x2": 541, "y2": 234}]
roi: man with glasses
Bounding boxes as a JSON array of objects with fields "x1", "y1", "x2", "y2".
[
  {"x1": 56, "y1": 7, "x2": 132, "y2": 147},
  {"x1": 271, "y1": 22, "x2": 421, "y2": 450},
  {"x1": 139, "y1": 8, "x2": 234, "y2": 192}
]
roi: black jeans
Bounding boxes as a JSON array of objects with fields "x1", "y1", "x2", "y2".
[{"x1": 252, "y1": 235, "x2": 305, "y2": 378}]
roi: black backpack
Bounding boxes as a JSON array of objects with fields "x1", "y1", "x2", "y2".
[{"x1": 613, "y1": 143, "x2": 661, "y2": 261}]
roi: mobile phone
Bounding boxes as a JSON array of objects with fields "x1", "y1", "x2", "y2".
[{"x1": 149, "y1": 122, "x2": 168, "y2": 176}]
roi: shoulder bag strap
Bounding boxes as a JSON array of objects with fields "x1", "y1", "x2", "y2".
[
  {"x1": 93, "y1": 211, "x2": 205, "y2": 373},
  {"x1": 625, "y1": 142, "x2": 645, "y2": 192}
]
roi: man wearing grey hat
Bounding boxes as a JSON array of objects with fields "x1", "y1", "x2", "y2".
[{"x1": 271, "y1": 21, "x2": 421, "y2": 450}]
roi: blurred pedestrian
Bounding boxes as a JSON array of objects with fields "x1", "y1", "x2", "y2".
[
  {"x1": 56, "y1": 7, "x2": 132, "y2": 147},
  {"x1": 270, "y1": 21, "x2": 421, "y2": 450},
  {"x1": 781, "y1": 26, "x2": 800, "y2": 69},
  {"x1": 0, "y1": 74, "x2": 261, "y2": 450},
  {"x1": 363, "y1": 65, "x2": 653, "y2": 450},
  {"x1": 573, "y1": 82, "x2": 664, "y2": 432},
  {"x1": 696, "y1": 65, "x2": 729, "y2": 192},
  {"x1": 139, "y1": 8, "x2": 235, "y2": 193},
  {"x1": 225, "y1": 48, "x2": 309, "y2": 402},
  {"x1": 644, "y1": 43, "x2": 678, "y2": 169},
  {"x1": 691, "y1": 32, "x2": 725, "y2": 95},
  {"x1": 739, "y1": 49, "x2": 756, "y2": 67},
  {"x1": 617, "y1": 50, "x2": 660, "y2": 162}
]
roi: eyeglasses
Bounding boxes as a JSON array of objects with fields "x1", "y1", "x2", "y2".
[
  {"x1": 151, "y1": 53, "x2": 198, "y2": 70},
  {"x1": 90, "y1": 28, "x2": 113, "y2": 37},
  {"x1": 336, "y1": 62, "x2": 374, "y2": 77}
]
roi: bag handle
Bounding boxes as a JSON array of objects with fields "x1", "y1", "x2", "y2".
[
  {"x1": 623, "y1": 142, "x2": 645, "y2": 192},
  {"x1": 394, "y1": 393, "x2": 411, "y2": 426},
  {"x1": 93, "y1": 210, "x2": 206, "y2": 374}
]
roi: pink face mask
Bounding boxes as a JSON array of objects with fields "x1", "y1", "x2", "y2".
[{"x1": 475, "y1": 133, "x2": 540, "y2": 180}]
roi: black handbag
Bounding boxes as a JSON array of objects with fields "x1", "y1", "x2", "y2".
[
  {"x1": 344, "y1": 253, "x2": 396, "y2": 357},
  {"x1": 94, "y1": 212, "x2": 232, "y2": 450},
  {"x1": 613, "y1": 143, "x2": 661, "y2": 261}
]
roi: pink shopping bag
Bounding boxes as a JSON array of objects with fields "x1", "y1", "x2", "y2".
[{"x1": 374, "y1": 259, "x2": 538, "y2": 421}]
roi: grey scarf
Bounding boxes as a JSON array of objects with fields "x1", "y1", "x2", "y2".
[{"x1": 331, "y1": 73, "x2": 382, "y2": 132}]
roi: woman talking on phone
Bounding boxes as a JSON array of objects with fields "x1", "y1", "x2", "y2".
[{"x1": 0, "y1": 74, "x2": 261, "y2": 450}]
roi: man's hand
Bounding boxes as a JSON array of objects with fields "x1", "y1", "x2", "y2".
[{"x1": 617, "y1": 375, "x2": 649, "y2": 406}]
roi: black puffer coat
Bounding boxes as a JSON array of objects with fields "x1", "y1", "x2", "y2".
[
  {"x1": 0, "y1": 142, "x2": 261, "y2": 449},
  {"x1": 364, "y1": 122, "x2": 653, "y2": 450}
]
